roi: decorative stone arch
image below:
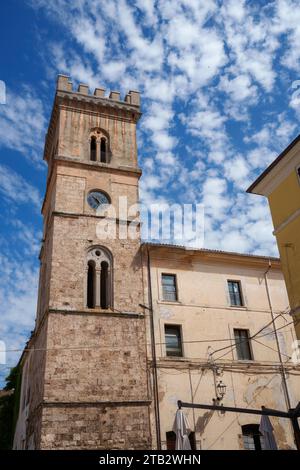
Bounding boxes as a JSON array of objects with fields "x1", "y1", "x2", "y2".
[
  {"x1": 88, "y1": 127, "x2": 111, "y2": 163},
  {"x1": 85, "y1": 246, "x2": 113, "y2": 310}
]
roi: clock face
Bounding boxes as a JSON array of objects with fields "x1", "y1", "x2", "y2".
[{"x1": 87, "y1": 191, "x2": 110, "y2": 210}]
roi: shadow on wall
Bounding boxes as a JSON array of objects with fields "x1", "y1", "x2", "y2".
[{"x1": 196, "y1": 409, "x2": 215, "y2": 436}]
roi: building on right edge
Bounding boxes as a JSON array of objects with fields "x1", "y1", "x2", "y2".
[{"x1": 247, "y1": 135, "x2": 300, "y2": 340}]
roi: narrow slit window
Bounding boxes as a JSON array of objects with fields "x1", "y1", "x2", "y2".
[
  {"x1": 100, "y1": 260, "x2": 110, "y2": 309},
  {"x1": 100, "y1": 138, "x2": 107, "y2": 163},
  {"x1": 90, "y1": 136, "x2": 97, "y2": 161},
  {"x1": 87, "y1": 261, "x2": 95, "y2": 308}
]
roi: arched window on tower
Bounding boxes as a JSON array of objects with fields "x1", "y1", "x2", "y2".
[
  {"x1": 86, "y1": 247, "x2": 112, "y2": 310},
  {"x1": 90, "y1": 136, "x2": 97, "y2": 161},
  {"x1": 100, "y1": 138, "x2": 107, "y2": 163},
  {"x1": 89, "y1": 129, "x2": 110, "y2": 163},
  {"x1": 87, "y1": 260, "x2": 96, "y2": 308}
]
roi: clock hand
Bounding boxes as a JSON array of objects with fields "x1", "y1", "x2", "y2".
[{"x1": 93, "y1": 196, "x2": 101, "y2": 204}]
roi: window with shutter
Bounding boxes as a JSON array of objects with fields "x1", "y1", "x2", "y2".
[{"x1": 162, "y1": 274, "x2": 177, "y2": 301}]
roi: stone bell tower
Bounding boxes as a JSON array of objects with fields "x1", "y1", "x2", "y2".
[{"x1": 13, "y1": 75, "x2": 152, "y2": 449}]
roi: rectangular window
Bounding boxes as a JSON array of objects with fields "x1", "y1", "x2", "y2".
[
  {"x1": 228, "y1": 280, "x2": 243, "y2": 306},
  {"x1": 297, "y1": 166, "x2": 300, "y2": 184},
  {"x1": 242, "y1": 425, "x2": 265, "y2": 450},
  {"x1": 234, "y1": 329, "x2": 253, "y2": 360},
  {"x1": 165, "y1": 325, "x2": 183, "y2": 357},
  {"x1": 162, "y1": 274, "x2": 177, "y2": 301}
]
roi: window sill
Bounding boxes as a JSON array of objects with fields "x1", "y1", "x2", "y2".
[
  {"x1": 235, "y1": 359, "x2": 255, "y2": 363},
  {"x1": 82, "y1": 308, "x2": 143, "y2": 318},
  {"x1": 158, "y1": 300, "x2": 182, "y2": 305},
  {"x1": 163, "y1": 356, "x2": 186, "y2": 361},
  {"x1": 228, "y1": 305, "x2": 247, "y2": 310},
  {"x1": 85, "y1": 307, "x2": 113, "y2": 313}
]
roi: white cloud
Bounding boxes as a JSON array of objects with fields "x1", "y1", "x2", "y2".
[
  {"x1": 273, "y1": 0, "x2": 300, "y2": 70},
  {"x1": 143, "y1": 106, "x2": 174, "y2": 133},
  {"x1": 143, "y1": 77, "x2": 175, "y2": 103},
  {"x1": 244, "y1": 113, "x2": 297, "y2": 170},
  {"x1": 219, "y1": 0, "x2": 278, "y2": 92},
  {"x1": 11, "y1": 220, "x2": 42, "y2": 257},
  {"x1": 224, "y1": 155, "x2": 251, "y2": 190},
  {"x1": 72, "y1": 17, "x2": 106, "y2": 64},
  {"x1": 167, "y1": 26, "x2": 227, "y2": 88},
  {"x1": 151, "y1": 131, "x2": 177, "y2": 152},
  {"x1": 0, "y1": 88, "x2": 47, "y2": 166},
  {"x1": 247, "y1": 146, "x2": 277, "y2": 170},
  {"x1": 223, "y1": 0, "x2": 246, "y2": 22},
  {"x1": 156, "y1": 152, "x2": 178, "y2": 166},
  {"x1": 166, "y1": 17, "x2": 202, "y2": 50},
  {"x1": 135, "y1": 0, "x2": 157, "y2": 26},
  {"x1": 0, "y1": 253, "x2": 38, "y2": 384},
  {"x1": 181, "y1": 96, "x2": 232, "y2": 165},
  {"x1": 203, "y1": 193, "x2": 278, "y2": 256},
  {"x1": 202, "y1": 177, "x2": 230, "y2": 221},
  {"x1": 0, "y1": 164, "x2": 42, "y2": 211},
  {"x1": 219, "y1": 74, "x2": 257, "y2": 102},
  {"x1": 185, "y1": 109, "x2": 227, "y2": 140},
  {"x1": 29, "y1": 0, "x2": 300, "y2": 260}
]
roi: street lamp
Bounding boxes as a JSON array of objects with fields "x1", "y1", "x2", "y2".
[{"x1": 216, "y1": 381, "x2": 226, "y2": 401}]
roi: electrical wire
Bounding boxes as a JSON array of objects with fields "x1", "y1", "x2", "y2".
[
  {"x1": 212, "y1": 318, "x2": 300, "y2": 362},
  {"x1": 0, "y1": 314, "x2": 296, "y2": 355},
  {"x1": 252, "y1": 337, "x2": 291, "y2": 359},
  {"x1": 211, "y1": 318, "x2": 298, "y2": 361}
]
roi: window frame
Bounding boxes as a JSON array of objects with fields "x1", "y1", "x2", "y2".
[
  {"x1": 85, "y1": 246, "x2": 113, "y2": 311},
  {"x1": 164, "y1": 324, "x2": 183, "y2": 358},
  {"x1": 87, "y1": 260, "x2": 96, "y2": 308},
  {"x1": 297, "y1": 165, "x2": 300, "y2": 185},
  {"x1": 233, "y1": 328, "x2": 253, "y2": 361},
  {"x1": 100, "y1": 137, "x2": 107, "y2": 163},
  {"x1": 161, "y1": 273, "x2": 178, "y2": 302},
  {"x1": 89, "y1": 128, "x2": 110, "y2": 164},
  {"x1": 227, "y1": 280, "x2": 244, "y2": 307},
  {"x1": 90, "y1": 135, "x2": 97, "y2": 161},
  {"x1": 242, "y1": 424, "x2": 265, "y2": 450}
]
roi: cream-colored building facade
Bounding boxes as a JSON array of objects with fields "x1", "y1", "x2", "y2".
[{"x1": 145, "y1": 244, "x2": 300, "y2": 450}]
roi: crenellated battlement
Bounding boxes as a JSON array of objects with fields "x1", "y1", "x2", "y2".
[{"x1": 56, "y1": 74, "x2": 140, "y2": 108}]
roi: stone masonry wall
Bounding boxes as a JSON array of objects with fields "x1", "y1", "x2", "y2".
[
  {"x1": 44, "y1": 313, "x2": 149, "y2": 403},
  {"x1": 40, "y1": 404, "x2": 151, "y2": 449},
  {"x1": 49, "y1": 215, "x2": 144, "y2": 313},
  {"x1": 38, "y1": 311, "x2": 151, "y2": 449},
  {"x1": 54, "y1": 162, "x2": 139, "y2": 219},
  {"x1": 14, "y1": 317, "x2": 48, "y2": 449},
  {"x1": 58, "y1": 105, "x2": 138, "y2": 168}
]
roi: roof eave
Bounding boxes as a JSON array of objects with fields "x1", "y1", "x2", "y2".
[{"x1": 247, "y1": 132, "x2": 300, "y2": 194}]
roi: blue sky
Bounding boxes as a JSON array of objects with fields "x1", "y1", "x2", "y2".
[{"x1": 0, "y1": 0, "x2": 300, "y2": 385}]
